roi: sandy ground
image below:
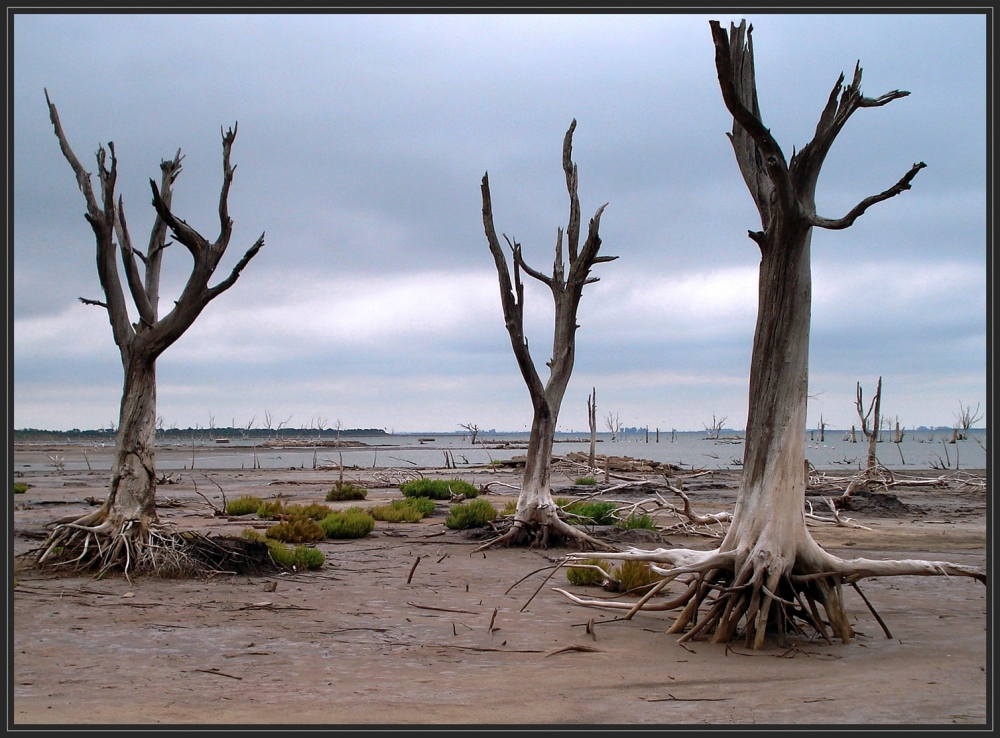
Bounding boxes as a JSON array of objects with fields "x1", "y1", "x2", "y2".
[{"x1": 10, "y1": 444, "x2": 989, "y2": 726}]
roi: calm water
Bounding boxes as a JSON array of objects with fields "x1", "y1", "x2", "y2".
[{"x1": 23, "y1": 429, "x2": 986, "y2": 473}]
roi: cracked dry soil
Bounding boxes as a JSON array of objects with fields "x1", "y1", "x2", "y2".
[{"x1": 11, "y1": 446, "x2": 988, "y2": 726}]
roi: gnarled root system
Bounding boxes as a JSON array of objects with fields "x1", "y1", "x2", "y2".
[
  {"x1": 32, "y1": 509, "x2": 274, "y2": 579},
  {"x1": 556, "y1": 545, "x2": 986, "y2": 649}
]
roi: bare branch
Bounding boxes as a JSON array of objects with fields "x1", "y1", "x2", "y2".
[
  {"x1": 808, "y1": 162, "x2": 926, "y2": 230},
  {"x1": 114, "y1": 196, "x2": 155, "y2": 326},
  {"x1": 78, "y1": 297, "x2": 108, "y2": 309},
  {"x1": 512, "y1": 241, "x2": 554, "y2": 288},
  {"x1": 205, "y1": 234, "x2": 265, "y2": 301}
]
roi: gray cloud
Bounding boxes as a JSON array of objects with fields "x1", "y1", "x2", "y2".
[{"x1": 13, "y1": 12, "x2": 987, "y2": 431}]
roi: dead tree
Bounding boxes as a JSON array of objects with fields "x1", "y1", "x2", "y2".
[
  {"x1": 587, "y1": 387, "x2": 598, "y2": 471},
  {"x1": 954, "y1": 401, "x2": 983, "y2": 441},
  {"x1": 817, "y1": 414, "x2": 827, "y2": 442},
  {"x1": 856, "y1": 377, "x2": 882, "y2": 472},
  {"x1": 703, "y1": 413, "x2": 727, "y2": 440},
  {"x1": 560, "y1": 21, "x2": 984, "y2": 648},
  {"x1": 37, "y1": 91, "x2": 265, "y2": 577},
  {"x1": 605, "y1": 412, "x2": 624, "y2": 442},
  {"x1": 459, "y1": 423, "x2": 481, "y2": 445},
  {"x1": 478, "y1": 119, "x2": 616, "y2": 550}
]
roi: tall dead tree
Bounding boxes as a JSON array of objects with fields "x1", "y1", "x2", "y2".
[
  {"x1": 856, "y1": 377, "x2": 882, "y2": 472},
  {"x1": 559, "y1": 21, "x2": 984, "y2": 648},
  {"x1": 587, "y1": 387, "x2": 598, "y2": 471},
  {"x1": 478, "y1": 120, "x2": 616, "y2": 550},
  {"x1": 37, "y1": 91, "x2": 265, "y2": 576}
]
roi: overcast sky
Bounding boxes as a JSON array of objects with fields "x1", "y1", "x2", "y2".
[{"x1": 12, "y1": 11, "x2": 988, "y2": 434}]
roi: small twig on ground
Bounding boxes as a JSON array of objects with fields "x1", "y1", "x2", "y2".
[
  {"x1": 406, "y1": 556, "x2": 421, "y2": 584},
  {"x1": 544, "y1": 645, "x2": 603, "y2": 657}
]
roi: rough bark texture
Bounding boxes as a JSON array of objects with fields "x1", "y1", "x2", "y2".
[
  {"x1": 478, "y1": 121, "x2": 616, "y2": 550},
  {"x1": 38, "y1": 92, "x2": 264, "y2": 576},
  {"x1": 560, "y1": 20, "x2": 984, "y2": 648}
]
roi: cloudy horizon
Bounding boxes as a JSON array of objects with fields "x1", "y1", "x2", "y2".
[{"x1": 12, "y1": 12, "x2": 988, "y2": 434}]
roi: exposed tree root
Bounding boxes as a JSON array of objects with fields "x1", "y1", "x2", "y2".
[
  {"x1": 32, "y1": 511, "x2": 274, "y2": 579},
  {"x1": 558, "y1": 544, "x2": 985, "y2": 649},
  {"x1": 474, "y1": 510, "x2": 616, "y2": 553}
]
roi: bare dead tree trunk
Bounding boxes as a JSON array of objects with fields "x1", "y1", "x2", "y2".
[
  {"x1": 587, "y1": 387, "x2": 597, "y2": 471},
  {"x1": 459, "y1": 423, "x2": 480, "y2": 445},
  {"x1": 477, "y1": 120, "x2": 616, "y2": 551},
  {"x1": 559, "y1": 20, "x2": 983, "y2": 648},
  {"x1": 38, "y1": 92, "x2": 264, "y2": 577},
  {"x1": 857, "y1": 377, "x2": 882, "y2": 473}
]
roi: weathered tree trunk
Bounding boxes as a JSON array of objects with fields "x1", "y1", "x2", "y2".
[
  {"x1": 558, "y1": 20, "x2": 984, "y2": 648},
  {"x1": 38, "y1": 92, "x2": 264, "y2": 577},
  {"x1": 106, "y1": 356, "x2": 159, "y2": 524},
  {"x1": 478, "y1": 120, "x2": 616, "y2": 550},
  {"x1": 587, "y1": 387, "x2": 597, "y2": 471}
]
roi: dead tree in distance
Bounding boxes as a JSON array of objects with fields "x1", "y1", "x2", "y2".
[
  {"x1": 559, "y1": 21, "x2": 984, "y2": 649},
  {"x1": 478, "y1": 120, "x2": 616, "y2": 550},
  {"x1": 37, "y1": 91, "x2": 265, "y2": 577},
  {"x1": 605, "y1": 411, "x2": 624, "y2": 442},
  {"x1": 587, "y1": 387, "x2": 598, "y2": 471},
  {"x1": 954, "y1": 401, "x2": 983, "y2": 441},
  {"x1": 459, "y1": 423, "x2": 481, "y2": 445},
  {"x1": 856, "y1": 377, "x2": 882, "y2": 472},
  {"x1": 703, "y1": 413, "x2": 727, "y2": 440}
]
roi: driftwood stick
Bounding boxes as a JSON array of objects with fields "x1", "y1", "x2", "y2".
[{"x1": 406, "y1": 556, "x2": 421, "y2": 584}]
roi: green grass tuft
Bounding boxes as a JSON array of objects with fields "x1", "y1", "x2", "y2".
[
  {"x1": 370, "y1": 501, "x2": 424, "y2": 523},
  {"x1": 326, "y1": 482, "x2": 368, "y2": 501},
  {"x1": 566, "y1": 558, "x2": 612, "y2": 586},
  {"x1": 574, "y1": 476, "x2": 597, "y2": 486},
  {"x1": 563, "y1": 500, "x2": 618, "y2": 526},
  {"x1": 400, "y1": 478, "x2": 479, "y2": 500},
  {"x1": 283, "y1": 502, "x2": 333, "y2": 520},
  {"x1": 444, "y1": 498, "x2": 498, "y2": 529},
  {"x1": 265, "y1": 516, "x2": 326, "y2": 543},
  {"x1": 226, "y1": 495, "x2": 264, "y2": 516},
  {"x1": 319, "y1": 508, "x2": 375, "y2": 539},
  {"x1": 255, "y1": 500, "x2": 285, "y2": 520},
  {"x1": 615, "y1": 513, "x2": 657, "y2": 530},
  {"x1": 614, "y1": 559, "x2": 664, "y2": 596}
]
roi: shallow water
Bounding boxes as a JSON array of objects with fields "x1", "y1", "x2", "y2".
[{"x1": 20, "y1": 429, "x2": 986, "y2": 473}]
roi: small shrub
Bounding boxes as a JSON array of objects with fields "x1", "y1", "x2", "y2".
[
  {"x1": 265, "y1": 516, "x2": 325, "y2": 543},
  {"x1": 566, "y1": 559, "x2": 612, "y2": 586},
  {"x1": 501, "y1": 499, "x2": 517, "y2": 516},
  {"x1": 400, "y1": 478, "x2": 479, "y2": 500},
  {"x1": 226, "y1": 495, "x2": 263, "y2": 516},
  {"x1": 240, "y1": 527, "x2": 265, "y2": 542},
  {"x1": 255, "y1": 500, "x2": 285, "y2": 520},
  {"x1": 319, "y1": 509, "x2": 375, "y2": 539},
  {"x1": 13, "y1": 482, "x2": 29, "y2": 494},
  {"x1": 445, "y1": 499, "x2": 498, "y2": 529},
  {"x1": 403, "y1": 496, "x2": 437, "y2": 516},
  {"x1": 574, "y1": 476, "x2": 597, "y2": 486},
  {"x1": 267, "y1": 540, "x2": 295, "y2": 568},
  {"x1": 614, "y1": 559, "x2": 664, "y2": 596},
  {"x1": 564, "y1": 501, "x2": 618, "y2": 526},
  {"x1": 266, "y1": 540, "x2": 324, "y2": 571},
  {"x1": 283, "y1": 502, "x2": 333, "y2": 520},
  {"x1": 371, "y1": 497, "x2": 437, "y2": 520},
  {"x1": 291, "y1": 545, "x2": 325, "y2": 570},
  {"x1": 326, "y1": 482, "x2": 368, "y2": 501},
  {"x1": 370, "y1": 501, "x2": 424, "y2": 523},
  {"x1": 616, "y1": 513, "x2": 657, "y2": 531}
]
